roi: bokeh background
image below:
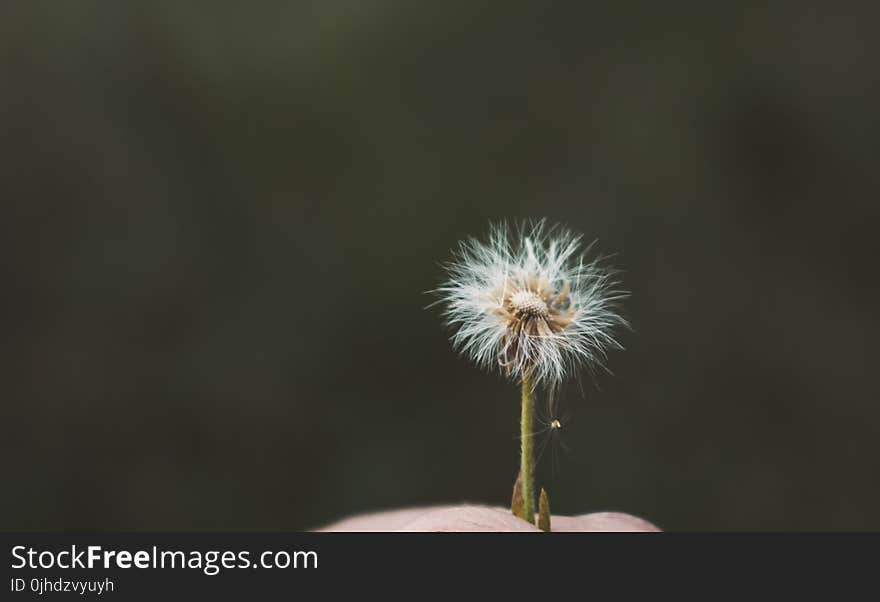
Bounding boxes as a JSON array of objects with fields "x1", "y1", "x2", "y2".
[{"x1": 2, "y1": 2, "x2": 878, "y2": 531}]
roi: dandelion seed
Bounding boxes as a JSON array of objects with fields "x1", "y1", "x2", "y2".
[{"x1": 524, "y1": 387, "x2": 572, "y2": 478}]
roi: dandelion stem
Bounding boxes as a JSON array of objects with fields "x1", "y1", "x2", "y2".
[{"x1": 518, "y1": 371, "x2": 536, "y2": 524}]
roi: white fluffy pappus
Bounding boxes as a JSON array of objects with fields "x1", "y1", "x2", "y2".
[{"x1": 436, "y1": 221, "x2": 628, "y2": 388}]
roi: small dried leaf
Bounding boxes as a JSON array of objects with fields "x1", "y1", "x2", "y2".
[
  {"x1": 511, "y1": 471, "x2": 526, "y2": 521},
  {"x1": 538, "y1": 488, "x2": 551, "y2": 532}
]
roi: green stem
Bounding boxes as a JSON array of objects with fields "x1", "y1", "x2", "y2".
[{"x1": 519, "y1": 371, "x2": 535, "y2": 524}]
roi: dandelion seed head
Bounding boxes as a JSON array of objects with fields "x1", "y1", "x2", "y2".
[
  {"x1": 435, "y1": 220, "x2": 628, "y2": 387},
  {"x1": 509, "y1": 290, "x2": 549, "y2": 318}
]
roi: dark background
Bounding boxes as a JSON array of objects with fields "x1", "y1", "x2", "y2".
[{"x1": 2, "y1": 2, "x2": 878, "y2": 531}]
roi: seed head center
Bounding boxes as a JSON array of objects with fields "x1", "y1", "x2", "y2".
[{"x1": 509, "y1": 290, "x2": 549, "y2": 317}]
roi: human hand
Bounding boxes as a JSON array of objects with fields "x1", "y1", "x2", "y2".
[{"x1": 316, "y1": 504, "x2": 660, "y2": 532}]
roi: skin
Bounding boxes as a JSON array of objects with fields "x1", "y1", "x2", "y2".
[{"x1": 315, "y1": 505, "x2": 660, "y2": 532}]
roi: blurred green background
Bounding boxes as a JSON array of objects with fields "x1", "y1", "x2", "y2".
[{"x1": 2, "y1": 2, "x2": 878, "y2": 531}]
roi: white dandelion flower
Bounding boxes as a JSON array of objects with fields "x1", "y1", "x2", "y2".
[
  {"x1": 437, "y1": 221, "x2": 628, "y2": 388},
  {"x1": 432, "y1": 220, "x2": 629, "y2": 526}
]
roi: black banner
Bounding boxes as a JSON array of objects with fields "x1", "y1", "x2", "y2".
[{"x1": 0, "y1": 533, "x2": 874, "y2": 598}]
